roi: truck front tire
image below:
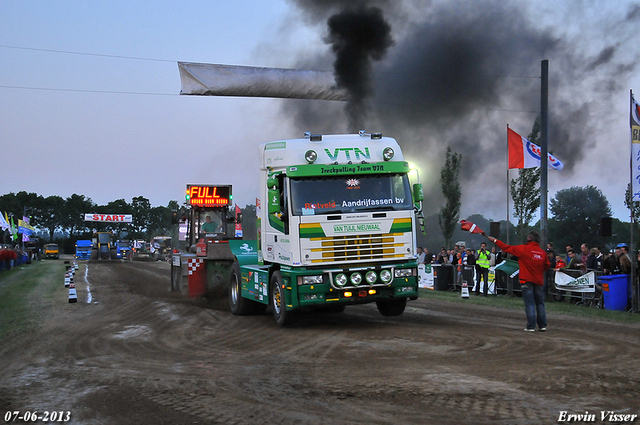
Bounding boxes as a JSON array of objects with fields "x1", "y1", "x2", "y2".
[
  {"x1": 270, "y1": 271, "x2": 297, "y2": 326},
  {"x1": 229, "y1": 263, "x2": 266, "y2": 315},
  {"x1": 376, "y1": 297, "x2": 407, "y2": 316}
]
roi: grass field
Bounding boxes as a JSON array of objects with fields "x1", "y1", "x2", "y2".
[{"x1": 0, "y1": 259, "x2": 67, "y2": 340}]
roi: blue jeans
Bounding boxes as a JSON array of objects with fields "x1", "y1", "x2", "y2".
[{"x1": 521, "y1": 282, "x2": 547, "y2": 330}]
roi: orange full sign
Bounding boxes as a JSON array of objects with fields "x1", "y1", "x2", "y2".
[
  {"x1": 84, "y1": 214, "x2": 133, "y2": 223},
  {"x1": 187, "y1": 185, "x2": 231, "y2": 207}
]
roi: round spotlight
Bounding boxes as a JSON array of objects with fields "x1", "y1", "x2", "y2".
[
  {"x1": 365, "y1": 271, "x2": 377, "y2": 284},
  {"x1": 382, "y1": 147, "x2": 395, "y2": 161},
  {"x1": 305, "y1": 150, "x2": 318, "y2": 163},
  {"x1": 380, "y1": 269, "x2": 392, "y2": 283},
  {"x1": 350, "y1": 272, "x2": 362, "y2": 285},
  {"x1": 335, "y1": 273, "x2": 348, "y2": 287}
]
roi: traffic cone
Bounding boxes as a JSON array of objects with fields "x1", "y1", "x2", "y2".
[{"x1": 461, "y1": 281, "x2": 470, "y2": 299}]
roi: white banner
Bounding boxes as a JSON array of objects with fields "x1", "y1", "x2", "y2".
[
  {"x1": 84, "y1": 213, "x2": 132, "y2": 223},
  {"x1": 418, "y1": 264, "x2": 434, "y2": 289},
  {"x1": 554, "y1": 271, "x2": 596, "y2": 293}
]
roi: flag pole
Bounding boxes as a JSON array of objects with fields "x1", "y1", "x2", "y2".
[
  {"x1": 540, "y1": 60, "x2": 549, "y2": 251},
  {"x1": 506, "y1": 124, "x2": 510, "y2": 245},
  {"x1": 630, "y1": 89, "x2": 637, "y2": 312}
]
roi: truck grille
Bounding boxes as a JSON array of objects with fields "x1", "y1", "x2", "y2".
[
  {"x1": 304, "y1": 233, "x2": 411, "y2": 263},
  {"x1": 311, "y1": 233, "x2": 404, "y2": 263}
]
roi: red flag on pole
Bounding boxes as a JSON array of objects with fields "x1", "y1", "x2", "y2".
[{"x1": 460, "y1": 220, "x2": 485, "y2": 235}]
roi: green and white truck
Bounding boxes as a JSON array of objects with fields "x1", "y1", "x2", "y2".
[{"x1": 229, "y1": 131, "x2": 424, "y2": 325}]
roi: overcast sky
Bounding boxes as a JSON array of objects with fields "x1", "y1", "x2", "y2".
[{"x1": 1, "y1": 0, "x2": 639, "y2": 222}]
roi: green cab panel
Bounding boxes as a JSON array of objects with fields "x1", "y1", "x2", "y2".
[{"x1": 228, "y1": 240, "x2": 259, "y2": 266}]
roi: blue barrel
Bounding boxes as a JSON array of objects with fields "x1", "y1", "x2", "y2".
[{"x1": 599, "y1": 274, "x2": 630, "y2": 311}]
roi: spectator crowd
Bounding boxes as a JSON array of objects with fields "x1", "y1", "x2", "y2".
[{"x1": 416, "y1": 240, "x2": 635, "y2": 311}]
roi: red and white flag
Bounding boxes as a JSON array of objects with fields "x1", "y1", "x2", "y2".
[
  {"x1": 460, "y1": 220, "x2": 485, "y2": 235},
  {"x1": 508, "y1": 127, "x2": 563, "y2": 170}
]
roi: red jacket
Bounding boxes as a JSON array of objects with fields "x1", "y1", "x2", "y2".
[{"x1": 495, "y1": 240, "x2": 550, "y2": 286}]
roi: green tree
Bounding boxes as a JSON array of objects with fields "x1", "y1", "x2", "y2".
[
  {"x1": 438, "y1": 147, "x2": 462, "y2": 248},
  {"x1": 548, "y1": 185, "x2": 612, "y2": 249},
  {"x1": 510, "y1": 118, "x2": 541, "y2": 243},
  {"x1": 511, "y1": 168, "x2": 541, "y2": 242},
  {"x1": 39, "y1": 195, "x2": 65, "y2": 241},
  {"x1": 131, "y1": 196, "x2": 151, "y2": 235},
  {"x1": 61, "y1": 194, "x2": 95, "y2": 236}
]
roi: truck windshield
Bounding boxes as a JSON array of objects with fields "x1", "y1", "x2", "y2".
[{"x1": 290, "y1": 174, "x2": 413, "y2": 216}]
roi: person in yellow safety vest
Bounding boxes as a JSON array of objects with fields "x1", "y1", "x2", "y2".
[{"x1": 475, "y1": 242, "x2": 491, "y2": 296}]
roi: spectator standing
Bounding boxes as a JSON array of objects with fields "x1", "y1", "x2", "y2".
[
  {"x1": 602, "y1": 249, "x2": 616, "y2": 275},
  {"x1": 437, "y1": 248, "x2": 448, "y2": 264},
  {"x1": 616, "y1": 244, "x2": 631, "y2": 274},
  {"x1": 475, "y1": 242, "x2": 491, "y2": 296},
  {"x1": 488, "y1": 231, "x2": 550, "y2": 332},
  {"x1": 547, "y1": 249, "x2": 557, "y2": 270},
  {"x1": 593, "y1": 246, "x2": 604, "y2": 272},
  {"x1": 424, "y1": 249, "x2": 433, "y2": 265},
  {"x1": 565, "y1": 250, "x2": 582, "y2": 270},
  {"x1": 417, "y1": 247, "x2": 426, "y2": 265},
  {"x1": 586, "y1": 248, "x2": 598, "y2": 272},
  {"x1": 580, "y1": 243, "x2": 590, "y2": 273}
]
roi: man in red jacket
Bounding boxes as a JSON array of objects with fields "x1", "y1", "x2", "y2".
[{"x1": 487, "y1": 230, "x2": 550, "y2": 332}]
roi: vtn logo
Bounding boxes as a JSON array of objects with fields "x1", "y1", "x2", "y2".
[{"x1": 324, "y1": 147, "x2": 370, "y2": 162}]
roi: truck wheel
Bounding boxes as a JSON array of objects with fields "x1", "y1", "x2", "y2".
[
  {"x1": 110, "y1": 249, "x2": 118, "y2": 260},
  {"x1": 229, "y1": 263, "x2": 254, "y2": 315},
  {"x1": 376, "y1": 298, "x2": 407, "y2": 316},
  {"x1": 90, "y1": 249, "x2": 98, "y2": 260},
  {"x1": 270, "y1": 271, "x2": 297, "y2": 326}
]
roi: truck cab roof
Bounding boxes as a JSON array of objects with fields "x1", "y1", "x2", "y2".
[{"x1": 260, "y1": 133, "x2": 405, "y2": 171}]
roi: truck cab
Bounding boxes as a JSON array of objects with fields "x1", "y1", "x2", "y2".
[{"x1": 230, "y1": 132, "x2": 423, "y2": 325}]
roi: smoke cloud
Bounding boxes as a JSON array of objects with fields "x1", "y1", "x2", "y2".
[
  {"x1": 282, "y1": 0, "x2": 640, "y2": 217},
  {"x1": 326, "y1": 6, "x2": 393, "y2": 130}
]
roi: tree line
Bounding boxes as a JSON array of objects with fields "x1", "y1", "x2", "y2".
[{"x1": 0, "y1": 192, "x2": 180, "y2": 242}]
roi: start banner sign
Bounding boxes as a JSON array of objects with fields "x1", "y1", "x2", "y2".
[{"x1": 84, "y1": 213, "x2": 133, "y2": 223}]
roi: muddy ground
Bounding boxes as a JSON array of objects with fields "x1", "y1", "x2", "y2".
[{"x1": 1, "y1": 259, "x2": 639, "y2": 425}]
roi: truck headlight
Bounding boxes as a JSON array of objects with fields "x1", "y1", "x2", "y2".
[
  {"x1": 350, "y1": 272, "x2": 362, "y2": 285},
  {"x1": 301, "y1": 275, "x2": 323, "y2": 285},
  {"x1": 365, "y1": 271, "x2": 377, "y2": 284},
  {"x1": 380, "y1": 269, "x2": 392, "y2": 283},
  {"x1": 382, "y1": 147, "x2": 394, "y2": 161},
  {"x1": 394, "y1": 268, "x2": 414, "y2": 278},
  {"x1": 335, "y1": 273, "x2": 348, "y2": 287}
]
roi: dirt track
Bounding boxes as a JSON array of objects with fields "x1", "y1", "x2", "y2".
[{"x1": 1, "y1": 259, "x2": 639, "y2": 425}]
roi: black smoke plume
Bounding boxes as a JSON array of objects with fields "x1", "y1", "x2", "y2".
[
  {"x1": 283, "y1": 0, "x2": 639, "y2": 216},
  {"x1": 326, "y1": 6, "x2": 393, "y2": 130}
]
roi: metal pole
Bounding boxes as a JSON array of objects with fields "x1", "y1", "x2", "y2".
[
  {"x1": 540, "y1": 60, "x2": 549, "y2": 296},
  {"x1": 540, "y1": 60, "x2": 549, "y2": 249},
  {"x1": 506, "y1": 125, "x2": 510, "y2": 246},
  {"x1": 630, "y1": 90, "x2": 638, "y2": 312}
]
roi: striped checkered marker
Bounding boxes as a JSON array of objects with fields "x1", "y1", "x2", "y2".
[{"x1": 188, "y1": 258, "x2": 204, "y2": 275}]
